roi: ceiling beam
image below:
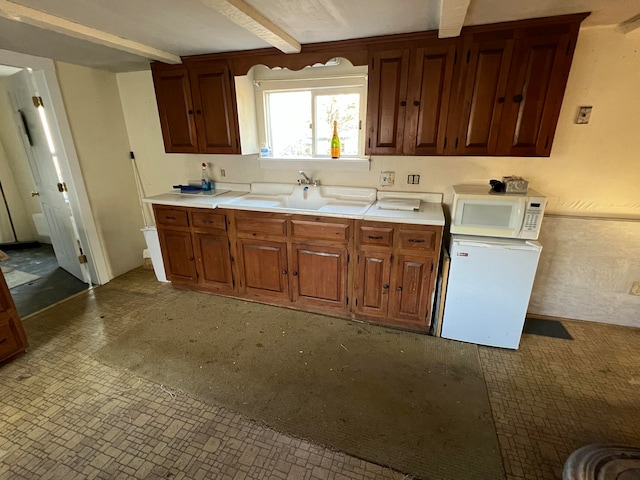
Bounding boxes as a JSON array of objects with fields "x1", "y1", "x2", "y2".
[
  {"x1": 0, "y1": 0, "x2": 181, "y2": 64},
  {"x1": 619, "y1": 13, "x2": 640, "y2": 35},
  {"x1": 438, "y1": 0, "x2": 471, "y2": 38},
  {"x1": 202, "y1": 0, "x2": 301, "y2": 54}
]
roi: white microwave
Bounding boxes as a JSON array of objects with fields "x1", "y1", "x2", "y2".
[{"x1": 450, "y1": 185, "x2": 547, "y2": 240}]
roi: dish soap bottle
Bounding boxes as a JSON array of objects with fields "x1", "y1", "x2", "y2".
[
  {"x1": 201, "y1": 162, "x2": 212, "y2": 191},
  {"x1": 330, "y1": 121, "x2": 340, "y2": 159}
]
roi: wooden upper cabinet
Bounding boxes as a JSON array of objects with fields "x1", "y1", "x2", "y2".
[
  {"x1": 496, "y1": 23, "x2": 579, "y2": 156},
  {"x1": 451, "y1": 16, "x2": 584, "y2": 156},
  {"x1": 404, "y1": 40, "x2": 458, "y2": 155},
  {"x1": 152, "y1": 60, "x2": 245, "y2": 154},
  {"x1": 453, "y1": 30, "x2": 515, "y2": 155},
  {"x1": 366, "y1": 48, "x2": 410, "y2": 155},
  {"x1": 189, "y1": 62, "x2": 239, "y2": 154},
  {"x1": 367, "y1": 39, "x2": 458, "y2": 156},
  {"x1": 151, "y1": 64, "x2": 199, "y2": 153}
]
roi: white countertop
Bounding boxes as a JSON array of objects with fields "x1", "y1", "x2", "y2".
[{"x1": 143, "y1": 183, "x2": 445, "y2": 227}]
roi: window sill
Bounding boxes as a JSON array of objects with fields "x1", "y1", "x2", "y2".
[{"x1": 258, "y1": 156, "x2": 370, "y2": 172}]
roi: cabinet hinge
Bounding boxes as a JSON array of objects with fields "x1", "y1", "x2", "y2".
[
  {"x1": 371, "y1": 58, "x2": 374, "y2": 69},
  {"x1": 443, "y1": 137, "x2": 447, "y2": 150},
  {"x1": 355, "y1": 298, "x2": 358, "y2": 306},
  {"x1": 368, "y1": 137, "x2": 371, "y2": 148},
  {"x1": 347, "y1": 253, "x2": 350, "y2": 263},
  {"x1": 357, "y1": 255, "x2": 360, "y2": 264},
  {"x1": 236, "y1": 138, "x2": 239, "y2": 149},
  {"x1": 466, "y1": 50, "x2": 471, "y2": 63},
  {"x1": 78, "y1": 254, "x2": 87, "y2": 264},
  {"x1": 346, "y1": 296, "x2": 349, "y2": 305},
  {"x1": 455, "y1": 137, "x2": 459, "y2": 149},
  {"x1": 232, "y1": 278, "x2": 235, "y2": 287},
  {"x1": 431, "y1": 263, "x2": 434, "y2": 273}
]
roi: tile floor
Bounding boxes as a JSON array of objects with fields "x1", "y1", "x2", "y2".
[{"x1": 1, "y1": 268, "x2": 639, "y2": 480}]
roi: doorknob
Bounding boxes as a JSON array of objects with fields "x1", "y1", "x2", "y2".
[{"x1": 30, "y1": 191, "x2": 39, "y2": 197}]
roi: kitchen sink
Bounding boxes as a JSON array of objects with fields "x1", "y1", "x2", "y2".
[{"x1": 221, "y1": 183, "x2": 376, "y2": 216}]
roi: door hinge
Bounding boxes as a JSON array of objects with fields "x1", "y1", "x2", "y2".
[
  {"x1": 32, "y1": 96, "x2": 44, "y2": 108},
  {"x1": 359, "y1": 120, "x2": 362, "y2": 130},
  {"x1": 57, "y1": 182, "x2": 68, "y2": 192},
  {"x1": 78, "y1": 254, "x2": 87, "y2": 264}
]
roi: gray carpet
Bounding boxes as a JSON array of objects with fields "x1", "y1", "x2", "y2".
[{"x1": 94, "y1": 292, "x2": 504, "y2": 479}]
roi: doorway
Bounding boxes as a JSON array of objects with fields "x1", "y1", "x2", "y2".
[{"x1": 0, "y1": 49, "x2": 110, "y2": 316}]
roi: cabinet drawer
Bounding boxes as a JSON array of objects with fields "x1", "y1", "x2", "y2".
[
  {"x1": 291, "y1": 219, "x2": 349, "y2": 243},
  {"x1": 358, "y1": 226, "x2": 394, "y2": 247},
  {"x1": 236, "y1": 215, "x2": 287, "y2": 237},
  {"x1": 155, "y1": 207, "x2": 189, "y2": 227},
  {"x1": 0, "y1": 322, "x2": 20, "y2": 361},
  {"x1": 398, "y1": 228, "x2": 437, "y2": 252},
  {"x1": 191, "y1": 211, "x2": 227, "y2": 231}
]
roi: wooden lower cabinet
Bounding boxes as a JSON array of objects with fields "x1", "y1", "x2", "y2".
[
  {"x1": 354, "y1": 221, "x2": 441, "y2": 331},
  {"x1": 193, "y1": 232, "x2": 233, "y2": 292},
  {"x1": 291, "y1": 243, "x2": 348, "y2": 313},
  {"x1": 158, "y1": 228, "x2": 197, "y2": 284},
  {"x1": 237, "y1": 239, "x2": 289, "y2": 299},
  {"x1": 0, "y1": 269, "x2": 28, "y2": 364},
  {"x1": 153, "y1": 206, "x2": 442, "y2": 333}
]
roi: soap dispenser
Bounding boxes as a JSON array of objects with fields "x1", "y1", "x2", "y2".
[{"x1": 201, "y1": 163, "x2": 212, "y2": 191}]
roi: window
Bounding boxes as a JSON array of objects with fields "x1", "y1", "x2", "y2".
[{"x1": 253, "y1": 61, "x2": 367, "y2": 159}]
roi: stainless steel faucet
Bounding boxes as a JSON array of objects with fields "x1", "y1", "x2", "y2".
[{"x1": 298, "y1": 171, "x2": 320, "y2": 186}]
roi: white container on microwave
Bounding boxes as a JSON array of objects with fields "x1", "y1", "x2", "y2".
[{"x1": 450, "y1": 185, "x2": 547, "y2": 240}]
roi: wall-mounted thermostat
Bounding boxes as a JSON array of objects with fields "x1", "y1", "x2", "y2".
[{"x1": 576, "y1": 106, "x2": 592, "y2": 124}]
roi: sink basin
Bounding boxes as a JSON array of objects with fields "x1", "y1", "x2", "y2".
[{"x1": 222, "y1": 183, "x2": 376, "y2": 217}]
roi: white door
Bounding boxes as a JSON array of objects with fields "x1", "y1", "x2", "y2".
[{"x1": 6, "y1": 70, "x2": 85, "y2": 282}]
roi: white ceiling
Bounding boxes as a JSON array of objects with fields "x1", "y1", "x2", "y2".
[{"x1": 1, "y1": 0, "x2": 639, "y2": 72}]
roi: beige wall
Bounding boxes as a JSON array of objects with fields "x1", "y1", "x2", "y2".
[
  {"x1": 55, "y1": 62, "x2": 145, "y2": 278},
  {"x1": 0, "y1": 76, "x2": 40, "y2": 243}
]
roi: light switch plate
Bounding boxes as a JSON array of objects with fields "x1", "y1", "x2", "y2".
[{"x1": 576, "y1": 106, "x2": 592, "y2": 124}]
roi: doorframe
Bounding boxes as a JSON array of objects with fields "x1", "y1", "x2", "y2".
[{"x1": 0, "y1": 48, "x2": 110, "y2": 285}]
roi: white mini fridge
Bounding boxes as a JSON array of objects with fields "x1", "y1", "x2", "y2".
[{"x1": 441, "y1": 235, "x2": 542, "y2": 349}]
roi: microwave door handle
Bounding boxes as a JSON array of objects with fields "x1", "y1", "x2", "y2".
[{"x1": 514, "y1": 201, "x2": 525, "y2": 237}]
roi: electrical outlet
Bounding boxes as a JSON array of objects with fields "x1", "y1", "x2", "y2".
[
  {"x1": 407, "y1": 174, "x2": 420, "y2": 185},
  {"x1": 380, "y1": 171, "x2": 395, "y2": 187},
  {"x1": 220, "y1": 169, "x2": 226, "y2": 177},
  {"x1": 631, "y1": 281, "x2": 640, "y2": 296}
]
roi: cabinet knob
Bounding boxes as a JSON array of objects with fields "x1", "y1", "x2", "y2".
[
  {"x1": 413, "y1": 100, "x2": 420, "y2": 107},
  {"x1": 513, "y1": 94, "x2": 524, "y2": 103},
  {"x1": 188, "y1": 109, "x2": 193, "y2": 114},
  {"x1": 292, "y1": 271, "x2": 298, "y2": 276},
  {"x1": 196, "y1": 109, "x2": 202, "y2": 114},
  {"x1": 396, "y1": 286, "x2": 403, "y2": 291},
  {"x1": 188, "y1": 257, "x2": 194, "y2": 262},
  {"x1": 282, "y1": 270, "x2": 288, "y2": 275},
  {"x1": 497, "y1": 97, "x2": 505, "y2": 104},
  {"x1": 382, "y1": 284, "x2": 389, "y2": 289},
  {"x1": 400, "y1": 100, "x2": 406, "y2": 107}
]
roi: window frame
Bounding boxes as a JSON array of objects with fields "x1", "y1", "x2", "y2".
[{"x1": 254, "y1": 74, "x2": 368, "y2": 160}]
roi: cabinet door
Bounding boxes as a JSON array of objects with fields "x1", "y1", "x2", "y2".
[
  {"x1": 189, "y1": 62, "x2": 239, "y2": 154},
  {"x1": 453, "y1": 31, "x2": 515, "y2": 155},
  {"x1": 157, "y1": 229, "x2": 197, "y2": 284},
  {"x1": 404, "y1": 40, "x2": 458, "y2": 155},
  {"x1": 355, "y1": 251, "x2": 392, "y2": 319},
  {"x1": 496, "y1": 25, "x2": 577, "y2": 156},
  {"x1": 237, "y1": 239, "x2": 289, "y2": 300},
  {"x1": 0, "y1": 270, "x2": 27, "y2": 363},
  {"x1": 193, "y1": 233, "x2": 233, "y2": 292},
  {"x1": 151, "y1": 65, "x2": 199, "y2": 153},
  {"x1": 366, "y1": 48, "x2": 410, "y2": 155},
  {"x1": 291, "y1": 244, "x2": 348, "y2": 312},
  {"x1": 389, "y1": 254, "x2": 434, "y2": 326}
]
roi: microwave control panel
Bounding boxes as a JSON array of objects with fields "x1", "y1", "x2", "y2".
[{"x1": 522, "y1": 200, "x2": 545, "y2": 232}]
